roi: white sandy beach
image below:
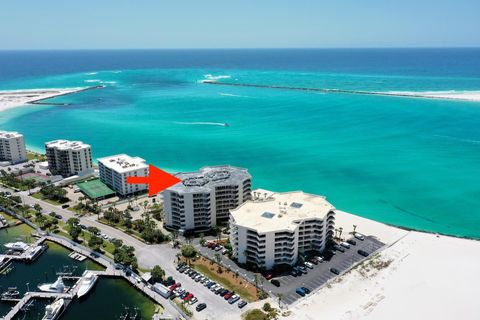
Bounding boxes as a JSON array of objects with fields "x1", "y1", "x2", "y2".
[
  {"x1": 289, "y1": 210, "x2": 480, "y2": 320},
  {"x1": 0, "y1": 88, "x2": 90, "y2": 112}
]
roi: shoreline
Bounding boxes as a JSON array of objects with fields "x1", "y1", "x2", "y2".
[
  {"x1": 202, "y1": 80, "x2": 480, "y2": 102},
  {"x1": 0, "y1": 86, "x2": 104, "y2": 112}
]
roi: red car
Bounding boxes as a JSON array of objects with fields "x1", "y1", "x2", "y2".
[
  {"x1": 183, "y1": 293, "x2": 194, "y2": 301},
  {"x1": 169, "y1": 284, "x2": 178, "y2": 291},
  {"x1": 265, "y1": 274, "x2": 273, "y2": 280},
  {"x1": 224, "y1": 292, "x2": 234, "y2": 300}
]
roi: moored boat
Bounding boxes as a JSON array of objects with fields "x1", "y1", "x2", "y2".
[
  {"x1": 38, "y1": 277, "x2": 66, "y2": 293},
  {"x1": 77, "y1": 270, "x2": 98, "y2": 298},
  {"x1": 4, "y1": 241, "x2": 29, "y2": 252},
  {"x1": 42, "y1": 298, "x2": 64, "y2": 320}
]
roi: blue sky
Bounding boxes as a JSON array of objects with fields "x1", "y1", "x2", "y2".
[{"x1": 1, "y1": 0, "x2": 479, "y2": 49}]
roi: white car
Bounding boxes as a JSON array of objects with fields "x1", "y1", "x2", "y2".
[
  {"x1": 188, "y1": 297, "x2": 198, "y2": 305},
  {"x1": 304, "y1": 262, "x2": 314, "y2": 269},
  {"x1": 314, "y1": 256, "x2": 324, "y2": 263},
  {"x1": 340, "y1": 242, "x2": 351, "y2": 249},
  {"x1": 354, "y1": 233, "x2": 365, "y2": 241}
]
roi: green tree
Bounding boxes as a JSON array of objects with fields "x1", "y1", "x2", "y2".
[
  {"x1": 151, "y1": 265, "x2": 165, "y2": 283},
  {"x1": 263, "y1": 302, "x2": 272, "y2": 312}
]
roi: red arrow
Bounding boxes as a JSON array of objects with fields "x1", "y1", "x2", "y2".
[{"x1": 126, "y1": 164, "x2": 181, "y2": 196}]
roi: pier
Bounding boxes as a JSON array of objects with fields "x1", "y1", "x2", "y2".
[{"x1": 2, "y1": 292, "x2": 73, "y2": 320}]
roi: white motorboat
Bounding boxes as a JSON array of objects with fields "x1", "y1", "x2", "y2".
[
  {"x1": 4, "y1": 241, "x2": 29, "y2": 252},
  {"x1": 38, "y1": 277, "x2": 66, "y2": 293},
  {"x1": 77, "y1": 270, "x2": 98, "y2": 298},
  {"x1": 42, "y1": 298, "x2": 64, "y2": 320}
]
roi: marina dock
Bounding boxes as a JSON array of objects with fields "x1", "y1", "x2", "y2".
[{"x1": 0, "y1": 236, "x2": 48, "y2": 264}]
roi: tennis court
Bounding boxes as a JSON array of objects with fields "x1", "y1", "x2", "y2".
[{"x1": 76, "y1": 179, "x2": 115, "y2": 199}]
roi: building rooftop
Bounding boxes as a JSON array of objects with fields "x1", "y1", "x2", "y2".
[
  {"x1": 0, "y1": 131, "x2": 23, "y2": 139},
  {"x1": 230, "y1": 189, "x2": 335, "y2": 233},
  {"x1": 97, "y1": 154, "x2": 148, "y2": 173},
  {"x1": 45, "y1": 139, "x2": 90, "y2": 151},
  {"x1": 167, "y1": 165, "x2": 251, "y2": 193}
]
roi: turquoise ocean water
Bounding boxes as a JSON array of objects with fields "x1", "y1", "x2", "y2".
[{"x1": 0, "y1": 49, "x2": 479, "y2": 238}]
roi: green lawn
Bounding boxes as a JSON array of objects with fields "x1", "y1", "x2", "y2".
[
  {"x1": 32, "y1": 192, "x2": 65, "y2": 206},
  {"x1": 192, "y1": 264, "x2": 257, "y2": 302}
]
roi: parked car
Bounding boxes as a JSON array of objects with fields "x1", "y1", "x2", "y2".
[
  {"x1": 219, "y1": 289, "x2": 228, "y2": 297},
  {"x1": 347, "y1": 239, "x2": 357, "y2": 246},
  {"x1": 330, "y1": 267, "x2": 340, "y2": 275},
  {"x1": 188, "y1": 297, "x2": 198, "y2": 305},
  {"x1": 304, "y1": 262, "x2": 314, "y2": 269},
  {"x1": 55, "y1": 214, "x2": 62, "y2": 220},
  {"x1": 298, "y1": 266, "x2": 308, "y2": 274},
  {"x1": 357, "y1": 249, "x2": 369, "y2": 257},
  {"x1": 265, "y1": 274, "x2": 273, "y2": 280},
  {"x1": 214, "y1": 245, "x2": 223, "y2": 252},
  {"x1": 314, "y1": 256, "x2": 324, "y2": 263},
  {"x1": 354, "y1": 234, "x2": 365, "y2": 241},
  {"x1": 301, "y1": 287, "x2": 311, "y2": 294},
  {"x1": 340, "y1": 242, "x2": 351, "y2": 249},
  {"x1": 238, "y1": 300, "x2": 248, "y2": 308},
  {"x1": 196, "y1": 303, "x2": 207, "y2": 311},
  {"x1": 224, "y1": 291, "x2": 234, "y2": 300},
  {"x1": 49, "y1": 212, "x2": 56, "y2": 218},
  {"x1": 207, "y1": 242, "x2": 215, "y2": 248},
  {"x1": 291, "y1": 269, "x2": 300, "y2": 277},
  {"x1": 333, "y1": 245, "x2": 345, "y2": 253},
  {"x1": 61, "y1": 204, "x2": 69, "y2": 209},
  {"x1": 222, "y1": 249, "x2": 229, "y2": 255},
  {"x1": 215, "y1": 286, "x2": 224, "y2": 294},
  {"x1": 296, "y1": 288, "x2": 306, "y2": 296},
  {"x1": 309, "y1": 258, "x2": 318, "y2": 265},
  {"x1": 183, "y1": 293, "x2": 193, "y2": 301},
  {"x1": 271, "y1": 279, "x2": 281, "y2": 287},
  {"x1": 228, "y1": 295, "x2": 240, "y2": 304}
]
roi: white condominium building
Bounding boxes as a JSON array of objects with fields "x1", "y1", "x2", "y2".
[
  {"x1": 98, "y1": 154, "x2": 148, "y2": 196},
  {"x1": 0, "y1": 131, "x2": 27, "y2": 164},
  {"x1": 230, "y1": 189, "x2": 335, "y2": 270},
  {"x1": 45, "y1": 140, "x2": 93, "y2": 177},
  {"x1": 163, "y1": 166, "x2": 252, "y2": 232}
]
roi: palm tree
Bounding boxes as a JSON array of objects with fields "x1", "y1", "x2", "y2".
[
  {"x1": 253, "y1": 273, "x2": 260, "y2": 293},
  {"x1": 276, "y1": 293, "x2": 284, "y2": 308},
  {"x1": 214, "y1": 253, "x2": 222, "y2": 272},
  {"x1": 338, "y1": 226, "x2": 343, "y2": 240},
  {"x1": 353, "y1": 224, "x2": 357, "y2": 235}
]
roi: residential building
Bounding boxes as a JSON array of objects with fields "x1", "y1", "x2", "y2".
[
  {"x1": 0, "y1": 131, "x2": 27, "y2": 164},
  {"x1": 229, "y1": 189, "x2": 335, "y2": 270},
  {"x1": 45, "y1": 140, "x2": 93, "y2": 177},
  {"x1": 163, "y1": 166, "x2": 251, "y2": 232},
  {"x1": 97, "y1": 154, "x2": 148, "y2": 196}
]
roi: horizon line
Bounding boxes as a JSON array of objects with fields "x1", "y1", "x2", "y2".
[{"x1": 1, "y1": 46, "x2": 480, "y2": 52}]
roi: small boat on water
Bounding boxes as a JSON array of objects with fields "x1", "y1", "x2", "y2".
[
  {"x1": 38, "y1": 277, "x2": 66, "y2": 293},
  {"x1": 42, "y1": 298, "x2": 64, "y2": 320},
  {"x1": 4, "y1": 241, "x2": 29, "y2": 252},
  {"x1": 1, "y1": 287, "x2": 20, "y2": 299},
  {"x1": 77, "y1": 270, "x2": 98, "y2": 298}
]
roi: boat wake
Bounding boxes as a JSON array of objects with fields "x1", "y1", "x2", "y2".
[
  {"x1": 219, "y1": 93, "x2": 251, "y2": 98},
  {"x1": 433, "y1": 134, "x2": 480, "y2": 145},
  {"x1": 173, "y1": 121, "x2": 229, "y2": 127}
]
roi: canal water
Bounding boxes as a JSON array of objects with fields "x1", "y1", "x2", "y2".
[{"x1": 0, "y1": 219, "x2": 157, "y2": 319}]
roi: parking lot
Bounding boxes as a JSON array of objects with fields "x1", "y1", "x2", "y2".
[
  {"x1": 262, "y1": 236, "x2": 385, "y2": 305},
  {"x1": 137, "y1": 244, "x2": 250, "y2": 320}
]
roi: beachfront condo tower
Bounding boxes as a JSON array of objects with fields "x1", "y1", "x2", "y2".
[
  {"x1": 97, "y1": 154, "x2": 148, "y2": 197},
  {"x1": 163, "y1": 166, "x2": 252, "y2": 233},
  {"x1": 45, "y1": 140, "x2": 93, "y2": 177},
  {"x1": 0, "y1": 131, "x2": 27, "y2": 165},
  {"x1": 229, "y1": 189, "x2": 335, "y2": 270}
]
